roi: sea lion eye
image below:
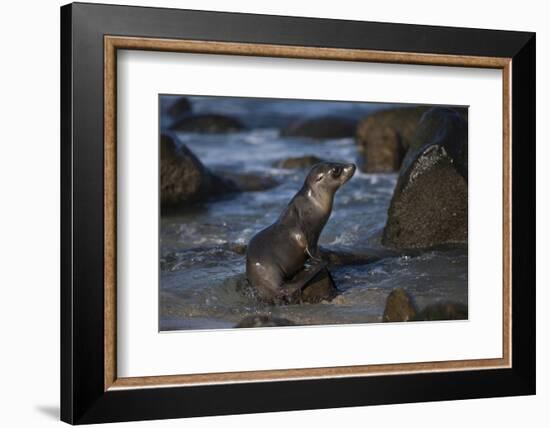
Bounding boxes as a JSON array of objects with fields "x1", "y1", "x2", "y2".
[
  {"x1": 316, "y1": 173, "x2": 324, "y2": 182},
  {"x1": 332, "y1": 167, "x2": 342, "y2": 178}
]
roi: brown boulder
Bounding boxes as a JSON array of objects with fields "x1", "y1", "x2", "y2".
[
  {"x1": 217, "y1": 171, "x2": 279, "y2": 192},
  {"x1": 281, "y1": 116, "x2": 357, "y2": 140},
  {"x1": 383, "y1": 288, "x2": 417, "y2": 322},
  {"x1": 383, "y1": 287, "x2": 468, "y2": 322},
  {"x1": 356, "y1": 106, "x2": 429, "y2": 172},
  {"x1": 405, "y1": 107, "x2": 468, "y2": 178},
  {"x1": 286, "y1": 266, "x2": 338, "y2": 304},
  {"x1": 361, "y1": 126, "x2": 406, "y2": 173},
  {"x1": 171, "y1": 114, "x2": 245, "y2": 133},
  {"x1": 160, "y1": 134, "x2": 237, "y2": 210},
  {"x1": 300, "y1": 267, "x2": 338, "y2": 303},
  {"x1": 418, "y1": 302, "x2": 468, "y2": 321},
  {"x1": 382, "y1": 107, "x2": 468, "y2": 249},
  {"x1": 275, "y1": 155, "x2": 325, "y2": 169}
]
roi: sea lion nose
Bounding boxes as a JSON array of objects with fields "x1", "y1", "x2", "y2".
[{"x1": 344, "y1": 163, "x2": 356, "y2": 176}]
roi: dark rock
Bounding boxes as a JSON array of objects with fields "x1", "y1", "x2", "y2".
[
  {"x1": 160, "y1": 133, "x2": 204, "y2": 205},
  {"x1": 275, "y1": 155, "x2": 324, "y2": 169},
  {"x1": 383, "y1": 288, "x2": 468, "y2": 322},
  {"x1": 405, "y1": 107, "x2": 468, "y2": 179},
  {"x1": 222, "y1": 242, "x2": 248, "y2": 255},
  {"x1": 236, "y1": 315, "x2": 296, "y2": 328},
  {"x1": 281, "y1": 116, "x2": 357, "y2": 140},
  {"x1": 360, "y1": 126, "x2": 406, "y2": 172},
  {"x1": 417, "y1": 302, "x2": 468, "y2": 321},
  {"x1": 382, "y1": 107, "x2": 468, "y2": 249},
  {"x1": 287, "y1": 266, "x2": 338, "y2": 304},
  {"x1": 356, "y1": 106, "x2": 429, "y2": 172},
  {"x1": 167, "y1": 97, "x2": 192, "y2": 119},
  {"x1": 218, "y1": 171, "x2": 279, "y2": 192},
  {"x1": 161, "y1": 134, "x2": 276, "y2": 211},
  {"x1": 171, "y1": 114, "x2": 245, "y2": 133},
  {"x1": 160, "y1": 133, "x2": 237, "y2": 209},
  {"x1": 319, "y1": 247, "x2": 395, "y2": 266},
  {"x1": 383, "y1": 288, "x2": 417, "y2": 322},
  {"x1": 300, "y1": 267, "x2": 338, "y2": 303}
]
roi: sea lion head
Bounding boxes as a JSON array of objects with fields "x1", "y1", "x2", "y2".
[{"x1": 306, "y1": 162, "x2": 356, "y2": 195}]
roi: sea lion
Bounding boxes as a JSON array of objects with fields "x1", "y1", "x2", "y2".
[{"x1": 246, "y1": 162, "x2": 356, "y2": 304}]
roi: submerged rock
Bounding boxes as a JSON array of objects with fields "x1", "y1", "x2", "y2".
[
  {"x1": 171, "y1": 114, "x2": 245, "y2": 133},
  {"x1": 382, "y1": 107, "x2": 468, "y2": 249},
  {"x1": 236, "y1": 315, "x2": 296, "y2": 328},
  {"x1": 356, "y1": 106, "x2": 429, "y2": 172},
  {"x1": 160, "y1": 133, "x2": 237, "y2": 210},
  {"x1": 281, "y1": 116, "x2": 357, "y2": 140},
  {"x1": 383, "y1": 287, "x2": 468, "y2": 322},
  {"x1": 319, "y1": 247, "x2": 398, "y2": 266},
  {"x1": 275, "y1": 155, "x2": 325, "y2": 169}
]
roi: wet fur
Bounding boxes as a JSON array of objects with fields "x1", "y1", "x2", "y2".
[{"x1": 246, "y1": 162, "x2": 355, "y2": 303}]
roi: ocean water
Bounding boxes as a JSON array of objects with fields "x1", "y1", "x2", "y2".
[{"x1": 159, "y1": 128, "x2": 468, "y2": 331}]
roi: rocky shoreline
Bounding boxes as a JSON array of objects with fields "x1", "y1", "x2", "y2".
[{"x1": 160, "y1": 96, "x2": 468, "y2": 327}]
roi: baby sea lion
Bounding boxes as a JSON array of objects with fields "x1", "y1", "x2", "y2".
[{"x1": 246, "y1": 162, "x2": 356, "y2": 304}]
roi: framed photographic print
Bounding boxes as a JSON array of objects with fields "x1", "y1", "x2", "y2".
[{"x1": 60, "y1": 2, "x2": 536, "y2": 424}]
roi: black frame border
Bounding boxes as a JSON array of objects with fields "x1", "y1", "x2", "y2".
[{"x1": 61, "y1": 2, "x2": 535, "y2": 424}]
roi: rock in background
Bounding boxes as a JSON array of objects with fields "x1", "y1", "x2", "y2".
[
  {"x1": 160, "y1": 133, "x2": 237, "y2": 210},
  {"x1": 275, "y1": 155, "x2": 325, "y2": 169},
  {"x1": 356, "y1": 106, "x2": 429, "y2": 172},
  {"x1": 161, "y1": 133, "x2": 280, "y2": 211},
  {"x1": 216, "y1": 171, "x2": 279, "y2": 192},
  {"x1": 162, "y1": 96, "x2": 245, "y2": 133},
  {"x1": 170, "y1": 113, "x2": 245, "y2": 133},
  {"x1": 382, "y1": 107, "x2": 468, "y2": 249},
  {"x1": 166, "y1": 96, "x2": 192, "y2": 119},
  {"x1": 281, "y1": 116, "x2": 357, "y2": 140}
]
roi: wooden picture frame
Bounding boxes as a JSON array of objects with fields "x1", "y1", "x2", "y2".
[{"x1": 61, "y1": 2, "x2": 535, "y2": 424}]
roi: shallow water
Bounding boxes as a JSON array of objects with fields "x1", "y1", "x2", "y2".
[{"x1": 160, "y1": 130, "x2": 467, "y2": 330}]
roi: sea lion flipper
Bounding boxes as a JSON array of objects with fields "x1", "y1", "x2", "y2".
[
  {"x1": 280, "y1": 262, "x2": 327, "y2": 299},
  {"x1": 305, "y1": 246, "x2": 322, "y2": 262}
]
